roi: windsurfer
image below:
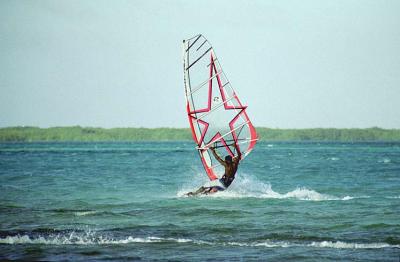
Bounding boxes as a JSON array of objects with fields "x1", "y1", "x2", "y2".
[{"x1": 186, "y1": 145, "x2": 241, "y2": 196}]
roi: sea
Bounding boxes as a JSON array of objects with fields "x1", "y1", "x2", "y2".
[{"x1": 0, "y1": 141, "x2": 399, "y2": 261}]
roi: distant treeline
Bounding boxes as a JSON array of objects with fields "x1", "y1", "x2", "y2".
[{"x1": 1, "y1": 126, "x2": 400, "y2": 142}]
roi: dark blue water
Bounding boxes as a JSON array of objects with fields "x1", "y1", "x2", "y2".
[{"x1": 0, "y1": 141, "x2": 399, "y2": 261}]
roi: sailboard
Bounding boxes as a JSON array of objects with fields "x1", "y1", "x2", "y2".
[{"x1": 183, "y1": 34, "x2": 258, "y2": 181}]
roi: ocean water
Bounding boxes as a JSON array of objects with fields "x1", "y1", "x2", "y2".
[{"x1": 0, "y1": 141, "x2": 399, "y2": 261}]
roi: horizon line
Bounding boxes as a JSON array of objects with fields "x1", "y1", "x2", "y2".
[{"x1": 1, "y1": 125, "x2": 399, "y2": 130}]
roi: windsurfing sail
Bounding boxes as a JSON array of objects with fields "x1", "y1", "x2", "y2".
[{"x1": 183, "y1": 34, "x2": 258, "y2": 181}]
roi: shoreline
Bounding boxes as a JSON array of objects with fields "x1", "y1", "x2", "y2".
[{"x1": 1, "y1": 126, "x2": 400, "y2": 142}]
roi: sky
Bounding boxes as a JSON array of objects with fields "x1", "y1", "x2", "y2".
[{"x1": 1, "y1": 0, "x2": 399, "y2": 129}]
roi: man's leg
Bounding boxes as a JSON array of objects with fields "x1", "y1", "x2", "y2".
[
  {"x1": 193, "y1": 186, "x2": 207, "y2": 194},
  {"x1": 186, "y1": 186, "x2": 207, "y2": 196},
  {"x1": 209, "y1": 187, "x2": 219, "y2": 193}
]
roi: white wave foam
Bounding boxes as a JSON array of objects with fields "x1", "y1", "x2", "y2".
[
  {"x1": 308, "y1": 241, "x2": 399, "y2": 249},
  {"x1": 1, "y1": 234, "x2": 398, "y2": 249},
  {"x1": 283, "y1": 187, "x2": 339, "y2": 201},
  {"x1": 342, "y1": 196, "x2": 354, "y2": 200},
  {"x1": 74, "y1": 211, "x2": 99, "y2": 217},
  {"x1": 386, "y1": 196, "x2": 400, "y2": 199},
  {"x1": 227, "y1": 241, "x2": 292, "y2": 248},
  {"x1": 227, "y1": 240, "x2": 399, "y2": 249},
  {"x1": 178, "y1": 174, "x2": 354, "y2": 201},
  {"x1": 0, "y1": 234, "x2": 208, "y2": 246}
]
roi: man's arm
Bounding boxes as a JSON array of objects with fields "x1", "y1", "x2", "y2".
[
  {"x1": 233, "y1": 143, "x2": 242, "y2": 164},
  {"x1": 210, "y1": 147, "x2": 226, "y2": 167}
]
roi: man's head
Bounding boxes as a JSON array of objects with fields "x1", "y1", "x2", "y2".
[{"x1": 225, "y1": 155, "x2": 233, "y2": 164}]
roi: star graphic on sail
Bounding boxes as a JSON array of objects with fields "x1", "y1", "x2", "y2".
[{"x1": 190, "y1": 52, "x2": 247, "y2": 155}]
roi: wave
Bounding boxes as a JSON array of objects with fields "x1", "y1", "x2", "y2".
[
  {"x1": 0, "y1": 233, "x2": 398, "y2": 250},
  {"x1": 0, "y1": 233, "x2": 206, "y2": 246},
  {"x1": 227, "y1": 240, "x2": 398, "y2": 249},
  {"x1": 49, "y1": 208, "x2": 127, "y2": 217},
  {"x1": 378, "y1": 158, "x2": 391, "y2": 163},
  {"x1": 73, "y1": 211, "x2": 100, "y2": 217},
  {"x1": 178, "y1": 174, "x2": 356, "y2": 201},
  {"x1": 386, "y1": 196, "x2": 400, "y2": 199},
  {"x1": 307, "y1": 241, "x2": 397, "y2": 249}
]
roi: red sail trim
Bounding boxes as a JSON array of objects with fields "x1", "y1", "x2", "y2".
[
  {"x1": 229, "y1": 109, "x2": 245, "y2": 153},
  {"x1": 239, "y1": 109, "x2": 258, "y2": 151},
  {"x1": 208, "y1": 132, "x2": 234, "y2": 157},
  {"x1": 189, "y1": 116, "x2": 209, "y2": 146},
  {"x1": 228, "y1": 109, "x2": 257, "y2": 156},
  {"x1": 246, "y1": 113, "x2": 258, "y2": 151},
  {"x1": 188, "y1": 52, "x2": 214, "y2": 114},
  {"x1": 211, "y1": 53, "x2": 246, "y2": 110},
  {"x1": 186, "y1": 102, "x2": 198, "y2": 143},
  {"x1": 199, "y1": 150, "x2": 218, "y2": 180}
]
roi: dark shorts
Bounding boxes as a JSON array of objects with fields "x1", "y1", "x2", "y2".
[
  {"x1": 211, "y1": 186, "x2": 225, "y2": 191},
  {"x1": 204, "y1": 178, "x2": 227, "y2": 191}
]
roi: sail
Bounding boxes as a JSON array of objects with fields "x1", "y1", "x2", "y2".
[{"x1": 183, "y1": 34, "x2": 258, "y2": 181}]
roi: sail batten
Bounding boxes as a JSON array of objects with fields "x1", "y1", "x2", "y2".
[
  {"x1": 183, "y1": 34, "x2": 258, "y2": 181},
  {"x1": 189, "y1": 70, "x2": 223, "y2": 95}
]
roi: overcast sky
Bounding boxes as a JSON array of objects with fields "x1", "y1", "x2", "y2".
[{"x1": 1, "y1": 0, "x2": 399, "y2": 128}]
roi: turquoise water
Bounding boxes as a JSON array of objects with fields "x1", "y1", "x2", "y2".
[{"x1": 0, "y1": 141, "x2": 399, "y2": 261}]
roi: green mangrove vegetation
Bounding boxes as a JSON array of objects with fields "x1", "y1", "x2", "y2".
[{"x1": 0, "y1": 126, "x2": 399, "y2": 142}]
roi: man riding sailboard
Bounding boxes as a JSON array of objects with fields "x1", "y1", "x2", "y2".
[
  {"x1": 186, "y1": 144, "x2": 241, "y2": 196},
  {"x1": 182, "y1": 34, "x2": 258, "y2": 196}
]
